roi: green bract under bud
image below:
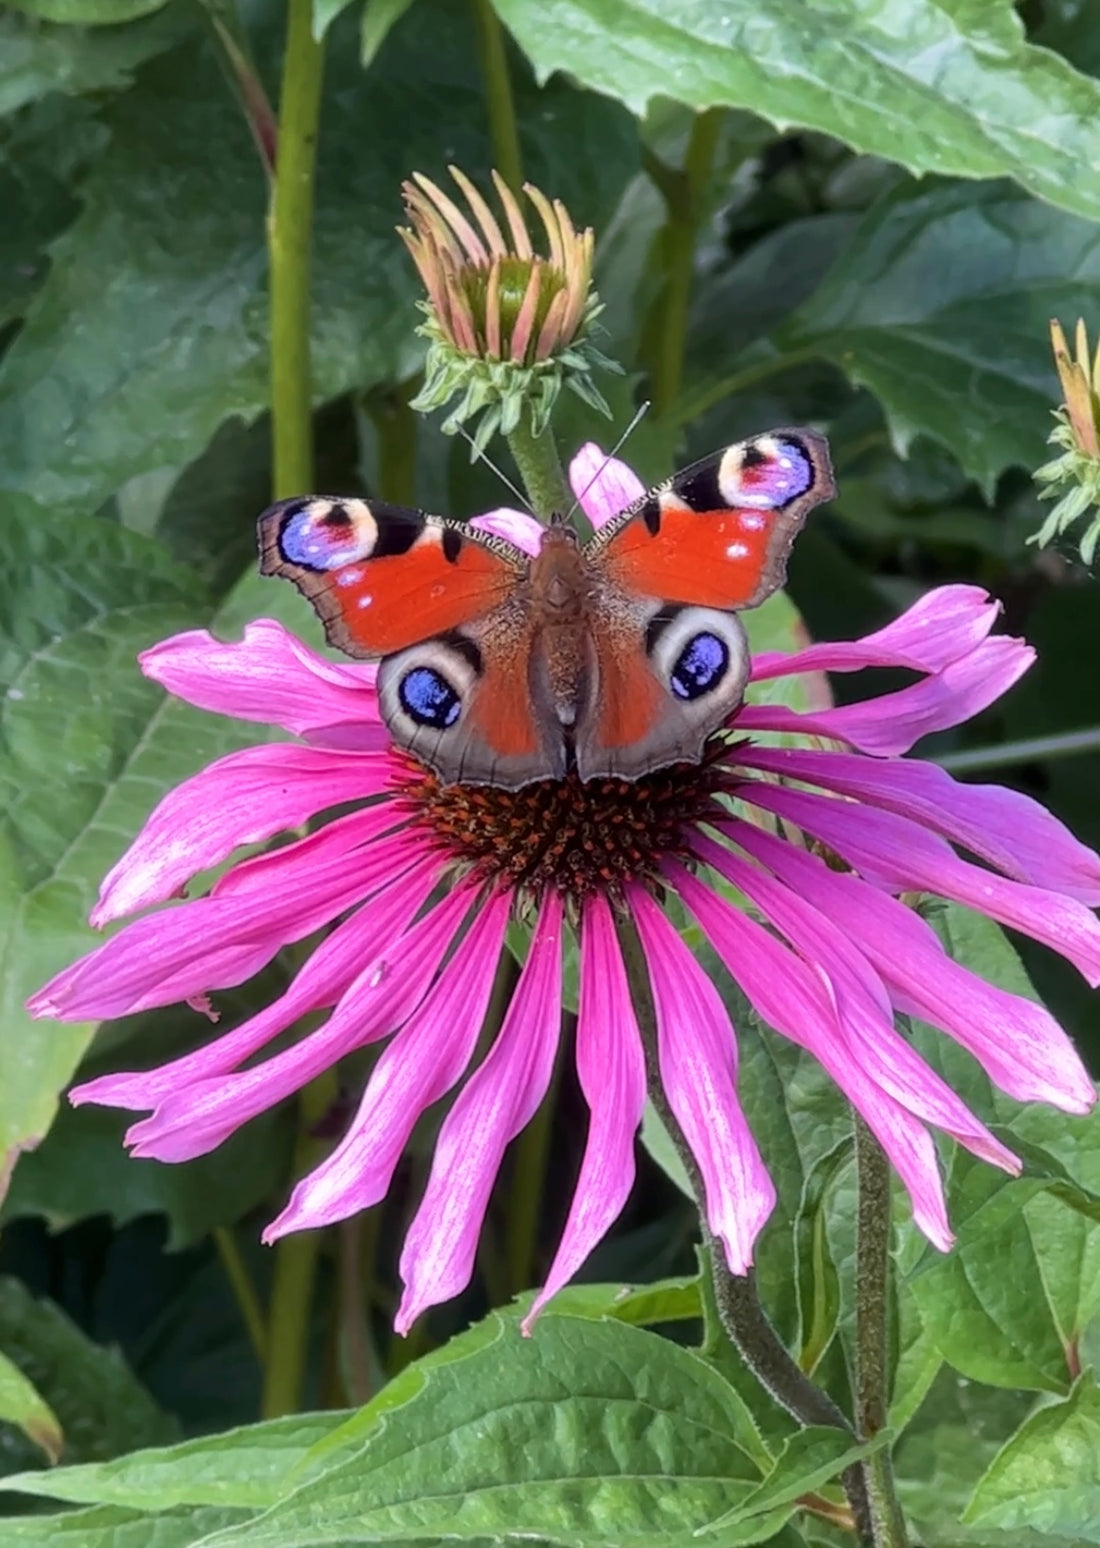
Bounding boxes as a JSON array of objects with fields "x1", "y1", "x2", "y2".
[
  {"x1": 399, "y1": 168, "x2": 619, "y2": 451},
  {"x1": 1033, "y1": 319, "x2": 1100, "y2": 564}
]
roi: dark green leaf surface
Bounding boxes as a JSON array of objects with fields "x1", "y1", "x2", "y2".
[
  {"x1": 7, "y1": 0, "x2": 169, "y2": 22},
  {"x1": 0, "y1": 1345, "x2": 62, "y2": 1462},
  {"x1": 0, "y1": 5, "x2": 194, "y2": 116},
  {"x1": 493, "y1": 0, "x2": 1100, "y2": 220},
  {"x1": 3, "y1": 1504, "x2": 250, "y2": 1547}
]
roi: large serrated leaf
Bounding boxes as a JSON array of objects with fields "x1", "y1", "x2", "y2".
[
  {"x1": 493, "y1": 0, "x2": 1100, "y2": 221},
  {"x1": 0, "y1": 4, "x2": 195, "y2": 116},
  {"x1": 196, "y1": 1314, "x2": 784, "y2": 1546}
]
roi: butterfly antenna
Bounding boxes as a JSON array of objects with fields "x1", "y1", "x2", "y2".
[
  {"x1": 565, "y1": 399, "x2": 652, "y2": 521},
  {"x1": 455, "y1": 426, "x2": 535, "y2": 514}
]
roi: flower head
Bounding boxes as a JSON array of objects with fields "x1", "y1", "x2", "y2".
[
  {"x1": 401, "y1": 168, "x2": 616, "y2": 449},
  {"x1": 30, "y1": 448, "x2": 1099, "y2": 1333},
  {"x1": 1033, "y1": 318, "x2": 1100, "y2": 562}
]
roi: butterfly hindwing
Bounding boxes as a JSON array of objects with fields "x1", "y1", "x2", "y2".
[
  {"x1": 591, "y1": 429, "x2": 835, "y2": 611},
  {"x1": 258, "y1": 496, "x2": 526, "y2": 657}
]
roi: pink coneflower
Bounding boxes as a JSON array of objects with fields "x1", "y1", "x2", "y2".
[{"x1": 29, "y1": 448, "x2": 1099, "y2": 1334}]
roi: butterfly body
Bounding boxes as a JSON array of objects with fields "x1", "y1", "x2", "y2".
[{"x1": 259, "y1": 430, "x2": 835, "y2": 789}]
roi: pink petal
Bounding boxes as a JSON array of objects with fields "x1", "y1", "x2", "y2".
[
  {"x1": 470, "y1": 507, "x2": 546, "y2": 556},
  {"x1": 396, "y1": 894, "x2": 565, "y2": 1331},
  {"x1": 568, "y1": 443, "x2": 644, "y2": 530},
  {"x1": 698, "y1": 834, "x2": 1018, "y2": 1174},
  {"x1": 736, "y1": 781, "x2": 1100, "y2": 986},
  {"x1": 208, "y1": 801, "x2": 407, "y2": 900},
  {"x1": 750, "y1": 586, "x2": 1000, "y2": 682},
  {"x1": 737, "y1": 746, "x2": 1100, "y2": 905},
  {"x1": 628, "y1": 886, "x2": 775, "y2": 1272},
  {"x1": 670, "y1": 864, "x2": 953, "y2": 1250},
  {"x1": 728, "y1": 826, "x2": 1095, "y2": 1115},
  {"x1": 264, "y1": 890, "x2": 512, "y2": 1240},
  {"x1": 739, "y1": 637, "x2": 1034, "y2": 755},
  {"x1": 29, "y1": 825, "x2": 430, "y2": 1021},
  {"x1": 93, "y1": 746, "x2": 396, "y2": 925},
  {"x1": 524, "y1": 893, "x2": 646, "y2": 1329},
  {"x1": 140, "y1": 620, "x2": 385, "y2": 747},
  {"x1": 124, "y1": 877, "x2": 479, "y2": 1162},
  {"x1": 71, "y1": 857, "x2": 442, "y2": 1113}
]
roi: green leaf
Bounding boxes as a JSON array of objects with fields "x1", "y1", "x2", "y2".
[
  {"x1": 0, "y1": 502, "x2": 209, "y2": 1183},
  {"x1": 0, "y1": 1275, "x2": 177, "y2": 1469},
  {"x1": 770, "y1": 179, "x2": 1099, "y2": 492},
  {"x1": 202, "y1": 1314, "x2": 782, "y2": 1546},
  {"x1": 964, "y1": 1376, "x2": 1100, "y2": 1540},
  {"x1": 0, "y1": 5, "x2": 638, "y2": 517},
  {"x1": 1, "y1": 1100, "x2": 293, "y2": 1249},
  {"x1": 6, "y1": 0, "x2": 169, "y2": 22},
  {"x1": 4, "y1": 1411, "x2": 349, "y2": 1510},
  {"x1": 0, "y1": 1345, "x2": 62, "y2": 1462},
  {"x1": 508, "y1": 1276, "x2": 702, "y2": 1328},
  {"x1": 0, "y1": 4, "x2": 195, "y2": 116},
  {"x1": 1, "y1": 1504, "x2": 250, "y2": 1547},
  {"x1": 494, "y1": 0, "x2": 1100, "y2": 221}
]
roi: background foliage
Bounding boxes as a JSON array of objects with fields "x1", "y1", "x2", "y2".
[{"x1": 3, "y1": 0, "x2": 1100, "y2": 1542}]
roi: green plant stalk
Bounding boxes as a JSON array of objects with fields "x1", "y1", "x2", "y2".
[
  {"x1": 365, "y1": 383, "x2": 420, "y2": 506},
  {"x1": 213, "y1": 1226, "x2": 268, "y2": 1364},
  {"x1": 854, "y1": 1115, "x2": 909, "y2": 1547},
  {"x1": 672, "y1": 346, "x2": 819, "y2": 429},
  {"x1": 262, "y1": 1067, "x2": 339, "y2": 1418},
  {"x1": 650, "y1": 108, "x2": 723, "y2": 419},
  {"x1": 268, "y1": 0, "x2": 325, "y2": 498},
  {"x1": 507, "y1": 410, "x2": 570, "y2": 517},
  {"x1": 615, "y1": 915, "x2": 874, "y2": 1545},
  {"x1": 469, "y1": 0, "x2": 523, "y2": 193},
  {"x1": 935, "y1": 726, "x2": 1100, "y2": 773},
  {"x1": 506, "y1": 1031, "x2": 566, "y2": 1296}
]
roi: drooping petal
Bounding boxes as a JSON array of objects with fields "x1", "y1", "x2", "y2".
[
  {"x1": 750, "y1": 585, "x2": 1000, "y2": 681},
  {"x1": 264, "y1": 890, "x2": 512, "y2": 1240},
  {"x1": 628, "y1": 886, "x2": 775, "y2": 1272},
  {"x1": 736, "y1": 781, "x2": 1100, "y2": 986},
  {"x1": 124, "y1": 879, "x2": 480, "y2": 1162},
  {"x1": 739, "y1": 637, "x2": 1034, "y2": 755},
  {"x1": 396, "y1": 893, "x2": 564, "y2": 1331},
  {"x1": 736, "y1": 746, "x2": 1100, "y2": 904},
  {"x1": 71, "y1": 855, "x2": 442, "y2": 1114},
  {"x1": 29, "y1": 826, "x2": 430, "y2": 1021},
  {"x1": 93, "y1": 747, "x2": 396, "y2": 925},
  {"x1": 670, "y1": 864, "x2": 953, "y2": 1249},
  {"x1": 470, "y1": 507, "x2": 546, "y2": 555},
  {"x1": 727, "y1": 826, "x2": 1095, "y2": 1115},
  {"x1": 568, "y1": 443, "x2": 645, "y2": 530},
  {"x1": 697, "y1": 834, "x2": 1018, "y2": 1174},
  {"x1": 140, "y1": 620, "x2": 385, "y2": 747},
  {"x1": 524, "y1": 893, "x2": 646, "y2": 1328}
]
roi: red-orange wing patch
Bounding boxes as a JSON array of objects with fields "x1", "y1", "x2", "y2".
[
  {"x1": 258, "y1": 496, "x2": 526, "y2": 657},
  {"x1": 594, "y1": 429, "x2": 835, "y2": 610}
]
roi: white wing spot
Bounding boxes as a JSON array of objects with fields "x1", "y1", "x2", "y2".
[
  {"x1": 726, "y1": 541, "x2": 750, "y2": 559},
  {"x1": 357, "y1": 595, "x2": 373, "y2": 609},
  {"x1": 740, "y1": 513, "x2": 765, "y2": 530},
  {"x1": 337, "y1": 568, "x2": 364, "y2": 587}
]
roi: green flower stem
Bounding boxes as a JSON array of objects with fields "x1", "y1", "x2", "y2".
[
  {"x1": 649, "y1": 108, "x2": 723, "y2": 419},
  {"x1": 507, "y1": 410, "x2": 570, "y2": 517},
  {"x1": 672, "y1": 347, "x2": 819, "y2": 430},
  {"x1": 470, "y1": 0, "x2": 523, "y2": 193},
  {"x1": 507, "y1": 1029, "x2": 566, "y2": 1297},
  {"x1": 261, "y1": 1067, "x2": 339, "y2": 1419},
  {"x1": 213, "y1": 1226, "x2": 268, "y2": 1364},
  {"x1": 365, "y1": 383, "x2": 419, "y2": 506},
  {"x1": 854, "y1": 1115, "x2": 909, "y2": 1548},
  {"x1": 935, "y1": 726, "x2": 1100, "y2": 773},
  {"x1": 615, "y1": 915, "x2": 874, "y2": 1544},
  {"x1": 268, "y1": 0, "x2": 325, "y2": 498}
]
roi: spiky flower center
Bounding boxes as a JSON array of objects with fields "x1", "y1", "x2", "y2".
[{"x1": 392, "y1": 751, "x2": 727, "y2": 903}]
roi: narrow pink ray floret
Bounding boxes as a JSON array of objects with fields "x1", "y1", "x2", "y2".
[{"x1": 29, "y1": 447, "x2": 1100, "y2": 1333}]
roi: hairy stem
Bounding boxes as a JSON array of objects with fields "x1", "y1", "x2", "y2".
[
  {"x1": 649, "y1": 108, "x2": 723, "y2": 418},
  {"x1": 268, "y1": 0, "x2": 324, "y2": 497},
  {"x1": 470, "y1": 0, "x2": 523, "y2": 193},
  {"x1": 507, "y1": 410, "x2": 570, "y2": 517},
  {"x1": 615, "y1": 915, "x2": 874, "y2": 1543},
  {"x1": 854, "y1": 1115, "x2": 909, "y2": 1547}
]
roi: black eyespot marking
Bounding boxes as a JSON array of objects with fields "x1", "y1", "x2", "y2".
[
  {"x1": 740, "y1": 443, "x2": 767, "y2": 468},
  {"x1": 441, "y1": 526, "x2": 463, "y2": 563},
  {"x1": 670, "y1": 632, "x2": 729, "y2": 700},
  {"x1": 399, "y1": 667, "x2": 462, "y2": 728},
  {"x1": 440, "y1": 632, "x2": 484, "y2": 675},
  {"x1": 321, "y1": 502, "x2": 354, "y2": 528}
]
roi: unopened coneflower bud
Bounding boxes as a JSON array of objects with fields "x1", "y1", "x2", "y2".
[
  {"x1": 400, "y1": 167, "x2": 618, "y2": 451},
  {"x1": 1033, "y1": 318, "x2": 1100, "y2": 563}
]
